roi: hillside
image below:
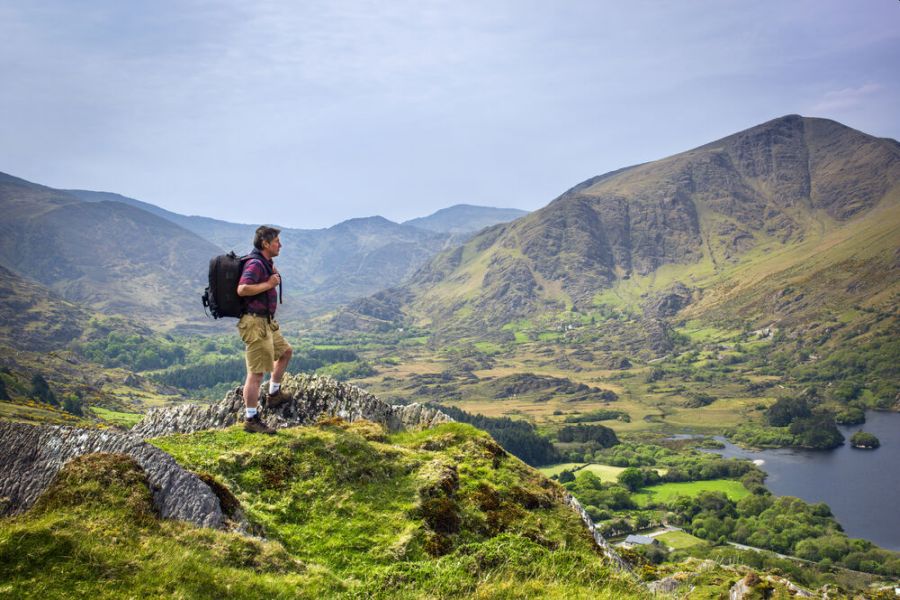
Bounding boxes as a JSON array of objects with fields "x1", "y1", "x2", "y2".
[
  {"x1": 336, "y1": 116, "x2": 900, "y2": 341},
  {"x1": 0, "y1": 379, "x2": 648, "y2": 599},
  {"x1": 0, "y1": 173, "x2": 222, "y2": 329},
  {"x1": 0, "y1": 264, "x2": 91, "y2": 352}
]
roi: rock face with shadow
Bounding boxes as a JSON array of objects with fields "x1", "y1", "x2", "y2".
[
  {"x1": 131, "y1": 373, "x2": 453, "y2": 439},
  {"x1": 0, "y1": 420, "x2": 223, "y2": 528}
]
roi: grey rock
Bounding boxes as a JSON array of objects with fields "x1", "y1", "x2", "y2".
[
  {"x1": 132, "y1": 373, "x2": 453, "y2": 439},
  {"x1": 642, "y1": 282, "x2": 693, "y2": 319},
  {"x1": 0, "y1": 420, "x2": 223, "y2": 528},
  {"x1": 647, "y1": 575, "x2": 685, "y2": 594}
]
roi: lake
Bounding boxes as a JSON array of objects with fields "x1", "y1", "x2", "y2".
[{"x1": 703, "y1": 411, "x2": 900, "y2": 552}]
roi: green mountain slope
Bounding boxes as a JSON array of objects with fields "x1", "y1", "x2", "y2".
[{"x1": 338, "y1": 116, "x2": 899, "y2": 339}]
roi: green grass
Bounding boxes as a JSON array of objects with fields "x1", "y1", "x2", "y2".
[
  {"x1": 0, "y1": 400, "x2": 84, "y2": 426},
  {"x1": 578, "y1": 464, "x2": 628, "y2": 482},
  {"x1": 473, "y1": 341, "x2": 504, "y2": 355},
  {"x1": 0, "y1": 420, "x2": 647, "y2": 599},
  {"x1": 537, "y1": 462, "x2": 586, "y2": 477},
  {"x1": 631, "y1": 479, "x2": 750, "y2": 507},
  {"x1": 655, "y1": 530, "x2": 706, "y2": 550},
  {"x1": 90, "y1": 406, "x2": 144, "y2": 427}
]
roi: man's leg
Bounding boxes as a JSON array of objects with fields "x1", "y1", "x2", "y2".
[
  {"x1": 244, "y1": 371, "x2": 264, "y2": 410},
  {"x1": 271, "y1": 346, "x2": 293, "y2": 386},
  {"x1": 243, "y1": 369, "x2": 275, "y2": 433}
]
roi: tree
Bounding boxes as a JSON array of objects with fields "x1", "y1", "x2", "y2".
[
  {"x1": 849, "y1": 431, "x2": 880, "y2": 449},
  {"x1": 558, "y1": 470, "x2": 575, "y2": 484},
  {"x1": 617, "y1": 467, "x2": 644, "y2": 492},
  {"x1": 63, "y1": 394, "x2": 84, "y2": 416},
  {"x1": 30, "y1": 374, "x2": 57, "y2": 406},
  {"x1": 765, "y1": 397, "x2": 810, "y2": 427}
]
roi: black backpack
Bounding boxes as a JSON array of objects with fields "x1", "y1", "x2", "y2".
[
  {"x1": 203, "y1": 251, "x2": 284, "y2": 319},
  {"x1": 202, "y1": 252, "x2": 249, "y2": 319}
]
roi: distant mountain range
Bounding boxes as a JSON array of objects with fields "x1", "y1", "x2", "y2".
[
  {"x1": 335, "y1": 115, "x2": 900, "y2": 342},
  {"x1": 402, "y1": 205, "x2": 529, "y2": 234},
  {"x1": 0, "y1": 173, "x2": 222, "y2": 328},
  {"x1": 0, "y1": 173, "x2": 527, "y2": 329}
]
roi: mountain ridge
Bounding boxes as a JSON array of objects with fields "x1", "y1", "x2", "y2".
[{"x1": 335, "y1": 115, "x2": 900, "y2": 338}]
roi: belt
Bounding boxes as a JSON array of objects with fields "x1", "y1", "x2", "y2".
[{"x1": 244, "y1": 311, "x2": 271, "y2": 318}]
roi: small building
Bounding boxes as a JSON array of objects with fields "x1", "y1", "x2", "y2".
[{"x1": 621, "y1": 534, "x2": 661, "y2": 548}]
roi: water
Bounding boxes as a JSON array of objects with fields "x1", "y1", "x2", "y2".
[{"x1": 702, "y1": 411, "x2": 900, "y2": 551}]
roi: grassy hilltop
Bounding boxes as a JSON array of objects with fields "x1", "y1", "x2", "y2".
[{"x1": 0, "y1": 420, "x2": 645, "y2": 599}]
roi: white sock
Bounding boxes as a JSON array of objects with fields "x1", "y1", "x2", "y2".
[
  {"x1": 269, "y1": 381, "x2": 280, "y2": 394},
  {"x1": 246, "y1": 406, "x2": 258, "y2": 419}
]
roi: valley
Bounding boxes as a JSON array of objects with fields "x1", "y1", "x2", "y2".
[{"x1": 1, "y1": 114, "x2": 898, "y2": 597}]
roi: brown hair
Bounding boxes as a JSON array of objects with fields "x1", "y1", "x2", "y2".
[{"x1": 253, "y1": 225, "x2": 281, "y2": 250}]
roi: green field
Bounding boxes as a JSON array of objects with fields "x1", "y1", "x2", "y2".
[
  {"x1": 655, "y1": 530, "x2": 707, "y2": 550},
  {"x1": 578, "y1": 464, "x2": 628, "y2": 481},
  {"x1": 537, "y1": 463, "x2": 627, "y2": 482},
  {"x1": 537, "y1": 462, "x2": 586, "y2": 477},
  {"x1": 632, "y1": 479, "x2": 750, "y2": 507},
  {"x1": 91, "y1": 406, "x2": 144, "y2": 428}
]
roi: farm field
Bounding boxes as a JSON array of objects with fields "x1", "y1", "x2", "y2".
[
  {"x1": 537, "y1": 462, "x2": 627, "y2": 481},
  {"x1": 632, "y1": 479, "x2": 750, "y2": 507},
  {"x1": 655, "y1": 530, "x2": 707, "y2": 550}
]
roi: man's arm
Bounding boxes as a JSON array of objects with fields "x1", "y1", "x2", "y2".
[{"x1": 237, "y1": 273, "x2": 280, "y2": 297}]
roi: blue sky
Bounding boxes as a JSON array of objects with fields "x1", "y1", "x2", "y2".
[{"x1": 1, "y1": 1, "x2": 898, "y2": 228}]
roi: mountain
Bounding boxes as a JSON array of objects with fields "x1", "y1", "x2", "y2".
[
  {"x1": 69, "y1": 190, "x2": 455, "y2": 316},
  {"x1": 403, "y1": 204, "x2": 529, "y2": 234},
  {"x1": 337, "y1": 116, "x2": 900, "y2": 339},
  {"x1": 278, "y1": 216, "x2": 450, "y2": 313},
  {"x1": 66, "y1": 189, "x2": 255, "y2": 252},
  {"x1": 0, "y1": 173, "x2": 222, "y2": 328}
]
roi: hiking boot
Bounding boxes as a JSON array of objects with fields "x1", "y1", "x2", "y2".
[
  {"x1": 265, "y1": 389, "x2": 290, "y2": 410},
  {"x1": 244, "y1": 414, "x2": 276, "y2": 435}
]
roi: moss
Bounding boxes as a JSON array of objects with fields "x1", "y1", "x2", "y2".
[
  {"x1": 470, "y1": 482, "x2": 502, "y2": 512},
  {"x1": 417, "y1": 459, "x2": 459, "y2": 499},
  {"x1": 0, "y1": 423, "x2": 651, "y2": 598},
  {"x1": 418, "y1": 497, "x2": 462, "y2": 534},
  {"x1": 32, "y1": 453, "x2": 157, "y2": 525}
]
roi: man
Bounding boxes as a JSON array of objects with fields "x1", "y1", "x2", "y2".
[{"x1": 236, "y1": 225, "x2": 293, "y2": 434}]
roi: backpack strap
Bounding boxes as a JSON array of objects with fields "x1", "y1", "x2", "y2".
[{"x1": 241, "y1": 252, "x2": 283, "y2": 308}]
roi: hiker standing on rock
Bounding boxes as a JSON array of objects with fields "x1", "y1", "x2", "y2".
[{"x1": 237, "y1": 226, "x2": 293, "y2": 434}]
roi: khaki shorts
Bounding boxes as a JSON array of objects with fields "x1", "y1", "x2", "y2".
[{"x1": 237, "y1": 314, "x2": 290, "y2": 374}]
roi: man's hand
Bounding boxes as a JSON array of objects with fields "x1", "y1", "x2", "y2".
[{"x1": 268, "y1": 273, "x2": 281, "y2": 289}]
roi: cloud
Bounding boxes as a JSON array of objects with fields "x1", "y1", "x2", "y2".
[{"x1": 810, "y1": 83, "x2": 884, "y2": 113}]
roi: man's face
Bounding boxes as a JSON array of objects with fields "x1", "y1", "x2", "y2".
[{"x1": 265, "y1": 236, "x2": 282, "y2": 257}]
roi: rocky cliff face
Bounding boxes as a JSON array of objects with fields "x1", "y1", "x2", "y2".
[
  {"x1": 0, "y1": 420, "x2": 223, "y2": 528},
  {"x1": 132, "y1": 373, "x2": 453, "y2": 439}
]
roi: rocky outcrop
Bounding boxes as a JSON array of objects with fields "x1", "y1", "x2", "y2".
[
  {"x1": 642, "y1": 282, "x2": 693, "y2": 319},
  {"x1": 0, "y1": 420, "x2": 223, "y2": 528},
  {"x1": 728, "y1": 572, "x2": 814, "y2": 599},
  {"x1": 132, "y1": 373, "x2": 453, "y2": 439}
]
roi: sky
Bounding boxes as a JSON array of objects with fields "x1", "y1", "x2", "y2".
[{"x1": 1, "y1": 1, "x2": 898, "y2": 229}]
